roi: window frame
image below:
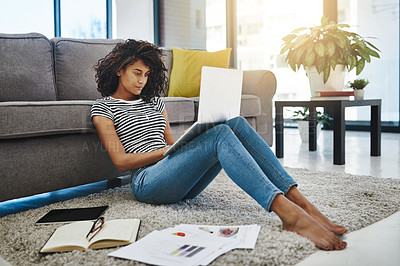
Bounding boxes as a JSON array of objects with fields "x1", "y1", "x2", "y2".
[{"x1": 53, "y1": 0, "x2": 112, "y2": 38}]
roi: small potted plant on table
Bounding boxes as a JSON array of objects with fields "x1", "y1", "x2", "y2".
[
  {"x1": 348, "y1": 78, "x2": 369, "y2": 100},
  {"x1": 291, "y1": 107, "x2": 332, "y2": 142}
]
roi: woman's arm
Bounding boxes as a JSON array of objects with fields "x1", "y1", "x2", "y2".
[
  {"x1": 162, "y1": 109, "x2": 176, "y2": 145},
  {"x1": 92, "y1": 115, "x2": 169, "y2": 172}
]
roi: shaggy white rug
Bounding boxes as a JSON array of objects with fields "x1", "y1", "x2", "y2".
[{"x1": 0, "y1": 168, "x2": 399, "y2": 266}]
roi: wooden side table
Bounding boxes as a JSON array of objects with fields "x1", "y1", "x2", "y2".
[{"x1": 275, "y1": 99, "x2": 381, "y2": 165}]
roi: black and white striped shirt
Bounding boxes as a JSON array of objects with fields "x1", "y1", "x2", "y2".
[{"x1": 91, "y1": 97, "x2": 167, "y2": 153}]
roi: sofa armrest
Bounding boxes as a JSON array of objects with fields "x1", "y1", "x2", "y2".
[{"x1": 242, "y1": 70, "x2": 277, "y2": 146}]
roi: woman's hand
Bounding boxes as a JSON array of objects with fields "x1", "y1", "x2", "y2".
[
  {"x1": 178, "y1": 128, "x2": 190, "y2": 138},
  {"x1": 160, "y1": 146, "x2": 171, "y2": 158}
]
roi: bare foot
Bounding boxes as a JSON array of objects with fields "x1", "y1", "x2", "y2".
[
  {"x1": 271, "y1": 194, "x2": 347, "y2": 250},
  {"x1": 285, "y1": 187, "x2": 348, "y2": 235},
  {"x1": 302, "y1": 203, "x2": 348, "y2": 235}
]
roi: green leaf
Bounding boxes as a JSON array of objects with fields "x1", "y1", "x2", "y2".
[
  {"x1": 350, "y1": 56, "x2": 357, "y2": 71},
  {"x1": 293, "y1": 35, "x2": 308, "y2": 49},
  {"x1": 337, "y1": 23, "x2": 350, "y2": 28},
  {"x1": 286, "y1": 49, "x2": 295, "y2": 63},
  {"x1": 321, "y1": 16, "x2": 328, "y2": 27},
  {"x1": 365, "y1": 40, "x2": 380, "y2": 51},
  {"x1": 346, "y1": 55, "x2": 352, "y2": 66},
  {"x1": 323, "y1": 65, "x2": 331, "y2": 84},
  {"x1": 346, "y1": 31, "x2": 358, "y2": 38},
  {"x1": 349, "y1": 78, "x2": 369, "y2": 89},
  {"x1": 358, "y1": 49, "x2": 371, "y2": 63},
  {"x1": 326, "y1": 41, "x2": 335, "y2": 57},
  {"x1": 334, "y1": 32, "x2": 349, "y2": 48},
  {"x1": 366, "y1": 47, "x2": 380, "y2": 58},
  {"x1": 280, "y1": 45, "x2": 290, "y2": 55},
  {"x1": 306, "y1": 41, "x2": 314, "y2": 54},
  {"x1": 295, "y1": 45, "x2": 307, "y2": 62},
  {"x1": 316, "y1": 58, "x2": 325, "y2": 73},
  {"x1": 354, "y1": 38, "x2": 367, "y2": 50},
  {"x1": 282, "y1": 34, "x2": 297, "y2": 43},
  {"x1": 315, "y1": 42, "x2": 325, "y2": 57},
  {"x1": 289, "y1": 62, "x2": 297, "y2": 72},
  {"x1": 356, "y1": 58, "x2": 365, "y2": 75},
  {"x1": 330, "y1": 58, "x2": 337, "y2": 70},
  {"x1": 311, "y1": 28, "x2": 321, "y2": 39},
  {"x1": 304, "y1": 51, "x2": 315, "y2": 67},
  {"x1": 352, "y1": 56, "x2": 358, "y2": 65}
]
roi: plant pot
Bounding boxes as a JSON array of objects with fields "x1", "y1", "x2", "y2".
[
  {"x1": 297, "y1": 120, "x2": 322, "y2": 142},
  {"x1": 306, "y1": 64, "x2": 346, "y2": 97},
  {"x1": 354, "y1": 90, "x2": 364, "y2": 100}
]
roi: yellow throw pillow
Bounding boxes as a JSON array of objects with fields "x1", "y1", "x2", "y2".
[{"x1": 168, "y1": 47, "x2": 232, "y2": 97}]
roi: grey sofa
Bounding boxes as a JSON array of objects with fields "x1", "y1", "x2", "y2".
[{"x1": 0, "y1": 33, "x2": 277, "y2": 202}]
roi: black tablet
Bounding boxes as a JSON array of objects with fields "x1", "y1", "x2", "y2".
[{"x1": 36, "y1": 206, "x2": 108, "y2": 224}]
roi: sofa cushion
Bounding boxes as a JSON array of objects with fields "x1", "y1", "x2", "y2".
[
  {"x1": 167, "y1": 47, "x2": 232, "y2": 97},
  {"x1": 0, "y1": 98, "x2": 197, "y2": 139},
  {"x1": 51, "y1": 38, "x2": 123, "y2": 100},
  {"x1": 0, "y1": 33, "x2": 56, "y2": 101},
  {"x1": 0, "y1": 101, "x2": 95, "y2": 139},
  {"x1": 161, "y1": 97, "x2": 195, "y2": 123}
]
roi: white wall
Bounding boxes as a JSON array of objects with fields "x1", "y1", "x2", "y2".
[{"x1": 113, "y1": 0, "x2": 154, "y2": 42}]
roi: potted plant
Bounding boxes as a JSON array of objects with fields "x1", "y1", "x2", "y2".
[
  {"x1": 291, "y1": 107, "x2": 332, "y2": 142},
  {"x1": 348, "y1": 78, "x2": 369, "y2": 100},
  {"x1": 280, "y1": 16, "x2": 380, "y2": 97}
]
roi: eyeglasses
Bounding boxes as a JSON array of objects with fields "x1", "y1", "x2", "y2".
[{"x1": 86, "y1": 217, "x2": 105, "y2": 241}]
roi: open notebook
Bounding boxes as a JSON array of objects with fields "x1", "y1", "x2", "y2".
[{"x1": 164, "y1": 66, "x2": 243, "y2": 156}]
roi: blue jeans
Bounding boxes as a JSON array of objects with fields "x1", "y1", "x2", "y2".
[{"x1": 130, "y1": 116, "x2": 297, "y2": 212}]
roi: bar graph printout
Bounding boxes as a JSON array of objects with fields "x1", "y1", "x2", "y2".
[
  {"x1": 108, "y1": 230, "x2": 224, "y2": 266},
  {"x1": 108, "y1": 224, "x2": 260, "y2": 266}
]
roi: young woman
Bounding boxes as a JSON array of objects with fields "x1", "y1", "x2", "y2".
[{"x1": 91, "y1": 39, "x2": 348, "y2": 251}]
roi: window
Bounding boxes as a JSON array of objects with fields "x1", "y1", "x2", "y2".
[
  {"x1": 223, "y1": 0, "x2": 399, "y2": 130},
  {"x1": 338, "y1": 0, "x2": 399, "y2": 125},
  {"x1": 0, "y1": 0, "x2": 54, "y2": 38},
  {"x1": 0, "y1": 0, "x2": 109, "y2": 39},
  {"x1": 236, "y1": 0, "x2": 323, "y2": 101},
  {"x1": 206, "y1": 0, "x2": 226, "y2": 51},
  {"x1": 60, "y1": 0, "x2": 107, "y2": 38}
]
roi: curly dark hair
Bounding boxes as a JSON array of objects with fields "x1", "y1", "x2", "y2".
[{"x1": 94, "y1": 39, "x2": 168, "y2": 102}]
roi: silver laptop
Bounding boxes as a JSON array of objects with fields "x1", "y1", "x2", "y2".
[{"x1": 164, "y1": 66, "x2": 243, "y2": 156}]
